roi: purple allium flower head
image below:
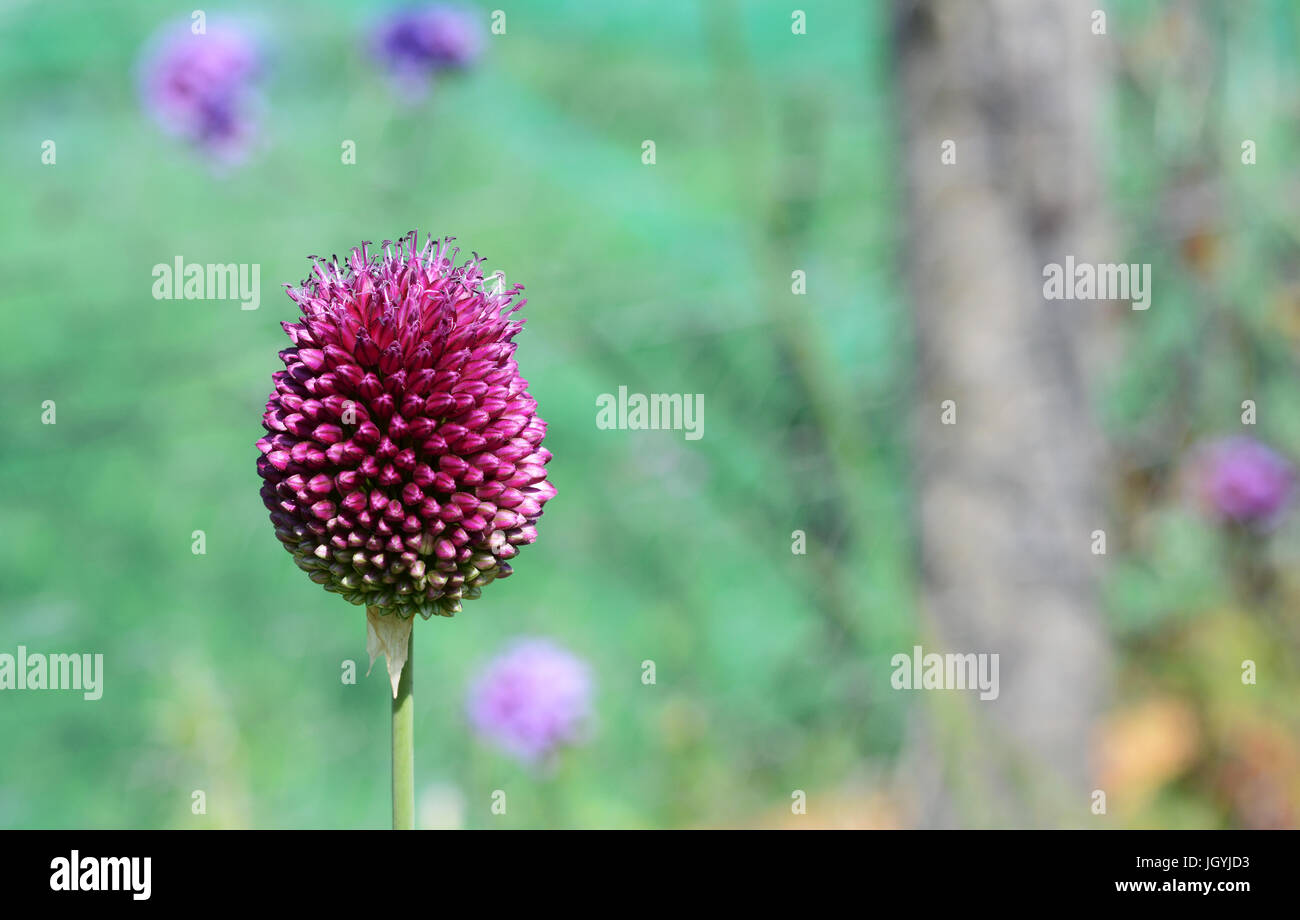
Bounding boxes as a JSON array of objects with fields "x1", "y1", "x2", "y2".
[
  {"x1": 138, "y1": 20, "x2": 263, "y2": 164},
  {"x1": 257, "y1": 232, "x2": 555, "y2": 619},
  {"x1": 370, "y1": 5, "x2": 483, "y2": 98},
  {"x1": 467, "y1": 639, "x2": 592, "y2": 764},
  {"x1": 1193, "y1": 436, "x2": 1294, "y2": 529}
]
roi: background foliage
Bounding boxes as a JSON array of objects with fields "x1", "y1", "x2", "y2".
[{"x1": 1, "y1": 0, "x2": 1296, "y2": 828}]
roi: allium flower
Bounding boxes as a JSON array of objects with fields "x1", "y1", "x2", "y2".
[
  {"x1": 138, "y1": 21, "x2": 263, "y2": 164},
  {"x1": 467, "y1": 639, "x2": 592, "y2": 764},
  {"x1": 256, "y1": 232, "x2": 554, "y2": 621},
  {"x1": 1193, "y1": 436, "x2": 1294, "y2": 529},
  {"x1": 370, "y1": 5, "x2": 483, "y2": 98}
]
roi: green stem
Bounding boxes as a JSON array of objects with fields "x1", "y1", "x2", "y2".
[{"x1": 391, "y1": 651, "x2": 414, "y2": 830}]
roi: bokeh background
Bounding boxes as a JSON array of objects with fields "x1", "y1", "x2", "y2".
[{"x1": 2, "y1": 0, "x2": 1298, "y2": 829}]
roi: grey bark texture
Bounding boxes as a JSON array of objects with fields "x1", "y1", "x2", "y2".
[{"x1": 892, "y1": 0, "x2": 1117, "y2": 827}]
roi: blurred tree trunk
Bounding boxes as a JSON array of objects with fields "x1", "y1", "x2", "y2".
[{"x1": 893, "y1": 0, "x2": 1116, "y2": 826}]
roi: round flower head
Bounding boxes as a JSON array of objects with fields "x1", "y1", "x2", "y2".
[
  {"x1": 370, "y1": 5, "x2": 483, "y2": 98},
  {"x1": 138, "y1": 20, "x2": 263, "y2": 164},
  {"x1": 467, "y1": 639, "x2": 592, "y2": 765},
  {"x1": 1193, "y1": 436, "x2": 1294, "y2": 529},
  {"x1": 257, "y1": 232, "x2": 555, "y2": 619}
]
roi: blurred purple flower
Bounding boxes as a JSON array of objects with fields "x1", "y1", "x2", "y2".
[
  {"x1": 467, "y1": 639, "x2": 592, "y2": 765},
  {"x1": 138, "y1": 21, "x2": 263, "y2": 165},
  {"x1": 1193, "y1": 436, "x2": 1295, "y2": 529},
  {"x1": 370, "y1": 5, "x2": 483, "y2": 99}
]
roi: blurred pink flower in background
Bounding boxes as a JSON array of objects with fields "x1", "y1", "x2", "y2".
[
  {"x1": 467, "y1": 638, "x2": 592, "y2": 766},
  {"x1": 369, "y1": 5, "x2": 483, "y2": 101},
  {"x1": 138, "y1": 20, "x2": 264, "y2": 165},
  {"x1": 1191, "y1": 436, "x2": 1295, "y2": 530}
]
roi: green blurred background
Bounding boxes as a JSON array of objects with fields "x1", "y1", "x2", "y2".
[{"x1": 2, "y1": 0, "x2": 1298, "y2": 828}]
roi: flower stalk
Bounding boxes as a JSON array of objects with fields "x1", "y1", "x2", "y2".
[{"x1": 391, "y1": 651, "x2": 414, "y2": 830}]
